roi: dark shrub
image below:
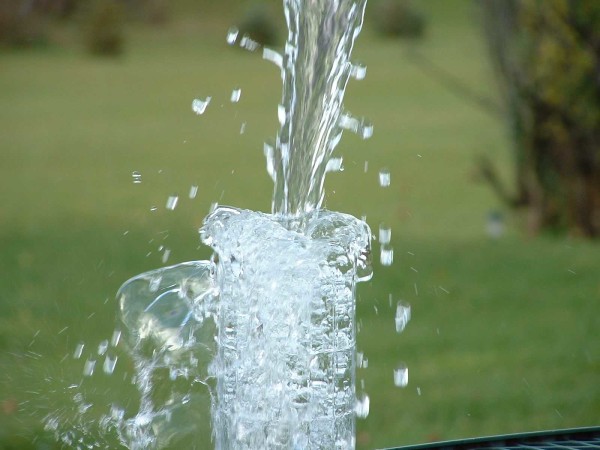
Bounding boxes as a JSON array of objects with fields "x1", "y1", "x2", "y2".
[
  {"x1": 82, "y1": 0, "x2": 125, "y2": 56},
  {"x1": 236, "y1": 2, "x2": 280, "y2": 47},
  {"x1": 372, "y1": 0, "x2": 426, "y2": 39},
  {"x1": 0, "y1": 0, "x2": 48, "y2": 47}
]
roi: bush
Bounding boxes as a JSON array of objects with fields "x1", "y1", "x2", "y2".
[
  {"x1": 372, "y1": 0, "x2": 426, "y2": 39},
  {"x1": 141, "y1": 0, "x2": 169, "y2": 25},
  {"x1": 0, "y1": 0, "x2": 48, "y2": 47},
  {"x1": 82, "y1": 0, "x2": 125, "y2": 56}
]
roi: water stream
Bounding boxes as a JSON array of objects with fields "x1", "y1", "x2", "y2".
[{"x1": 46, "y1": 1, "x2": 374, "y2": 448}]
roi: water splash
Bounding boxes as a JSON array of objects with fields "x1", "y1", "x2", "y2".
[{"x1": 47, "y1": 0, "x2": 379, "y2": 448}]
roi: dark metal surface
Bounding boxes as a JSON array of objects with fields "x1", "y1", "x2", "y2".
[{"x1": 385, "y1": 427, "x2": 600, "y2": 450}]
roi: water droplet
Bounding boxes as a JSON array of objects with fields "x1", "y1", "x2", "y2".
[
  {"x1": 161, "y1": 248, "x2": 171, "y2": 264},
  {"x1": 192, "y1": 97, "x2": 211, "y2": 115},
  {"x1": 339, "y1": 113, "x2": 359, "y2": 132},
  {"x1": 326, "y1": 157, "x2": 344, "y2": 172},
  {"x1": 379, "y1": 168, "x2": 390, "y2": 187},
  {"x1": 110, "y1": 330, "x2": 121, "y2": 347},
  {"x1": 358, "y1": 120, "x2": 373, "y2": 139},
  {"x1": 97, "y1": 340, "x2": 108, "y2": 356},
  {"x1": 73, "y1": 342, "x2": 84, "y2": 359},
  {"x1": 380, "y1": 245, "x2": 394, "y2": 266},
  {"x1": 131, "y1": 171, "x2": 142, "y2": 184},
  {"x1": 379, "y1": 224, "x2": 391, "y2": 244},
  {"x1": 148, "y1": 275, "x2": 162, "y2": 293},
  {"x1": 394, "y1": 362, "x2": 409, "y2": 387},
  {"x1": 263, "y1": 47, "x2": 283, "y2": 67},
  {"x1": 230, "y1": 88, "x2": 241, "y2": 103},
  {"x1": 356, "y1": 351, "x2": 364, "y2": 368},
  {"x1": 355, "y1": 392, "x2": 370, "y2": 418},
  {"x1": 103, "y1": 354, "x2": 118, "y2": 375},
  {"x1": 263, "y1": 143, "x2": 276, "y2": 181},
  {"x1": 277, "y1": 104, "x2": 287, "y2": 126},
  {"x1": 166, "y1": 195, "x2": 179, "y2": 211},
  {"x1": 350, "y1": 62, "x2": 367, "y2": 80},
  {"x1": 189, "y1": 185, "x2": 198, "y2": 199},
  {"x1": 395, "y1": 301, "x2": 411, "y2": 333},
  {"x1": 83, "y1": 359, "x2": 96, "y2": 377},
  {"x1": 239, "y1": 34, "x2": 259, "y2": 52},
  {"x1": 339, "y1": 114, "x2": 372, "y2": 139},
  {"x1": 226, "y1": 27, "x2": 239, "y2": 45}
]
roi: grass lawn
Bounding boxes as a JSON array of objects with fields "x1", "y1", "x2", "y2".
[{"x1": 1, "y1": 1, "x2": 598, "y2": 449}]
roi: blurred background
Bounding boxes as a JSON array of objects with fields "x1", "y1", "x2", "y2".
[{"x1": 1, "y1": 0, "x2": 598, "y2": 448}]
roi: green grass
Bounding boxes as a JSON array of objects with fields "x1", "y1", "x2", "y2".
[{"x1": 1, "y1": 1, "x2": 598, "y2": 449}]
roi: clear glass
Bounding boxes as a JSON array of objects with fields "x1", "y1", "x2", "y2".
[{"x1": 202, "y1": 206, "x2": 371, "y2": 450}]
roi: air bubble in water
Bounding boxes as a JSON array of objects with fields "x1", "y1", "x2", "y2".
[
  {"x1": 395, "y1": 301, "x2": 411, "y2": 333},
  {"x1": 379, "y1": 168, "x2": 391, "y2": 187},
  {"x1": 132, "y1": 171, "x2": 142, "y2": 184},
  {"x1": 189, "y1": 185, "x2": 198, "y2": 199},
  {"x1": 110, "y1": 330, "x2": 121, "y2": 347},
  {"x1": 83, "y1": 359, "x2": 96, "y2": 377},
  {"x1": 379, "y1": 224, "x2": 391, "y2": 244},
  {"x1": 380, "y1": 245, "x2": 394, "y2": 266},
  {"x1": 103, "y1": 353, "x2": 118, "y2": 375},
  {"x1": 110, "y1": 404, "x2": 125, "y2": 422},
  {"x1": 97, "y1": 340, "x2": 108, "y2": 356},
  {"x1": 192, "y1": 97, "x2": 211, "y2": 115},
  {"x1": 166, "y1": 195, "x2": 179, "y2": 211},
  {"x1": 394, "y1": 362, "x2": 409, "y2": 387},
  {"x1": 226, "y1": 27, "x2": 239, "y2": 45},
  {"x1": 230, "y1": 88, "x2": 241, "y2": 103},
  {"x1": 355, "y1": 392, "x2": 370, "y2": 418},
  {"x1": 73, "y1": 342, "x2": 84, "y2": 359}
]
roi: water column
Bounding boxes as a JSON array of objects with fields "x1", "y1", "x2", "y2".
[{"x1": 203, "y1": 207, "x2": 371, "y2": 449}]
